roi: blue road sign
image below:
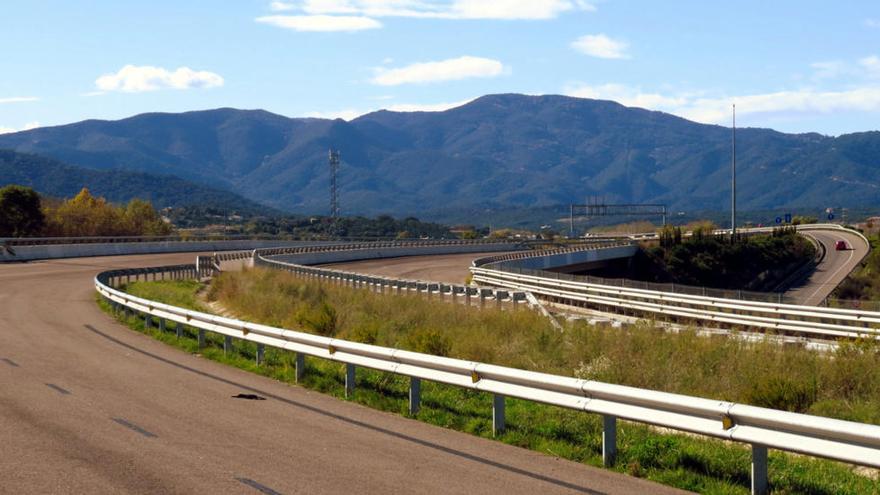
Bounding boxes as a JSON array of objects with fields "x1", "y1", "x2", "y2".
[
  {"x1": 828, "y1": 213, "x2": 835, "y2": 220},
  {"x1": 784, "y1": 213, "x2": 792, "y2": 223},
  {"x1": 775, "y1": 216, "x2": 782, "y2": 224}
]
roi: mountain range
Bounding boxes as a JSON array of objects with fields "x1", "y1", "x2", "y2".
[
  {"x1": 1, "y1": 94, "x2": 877, "y2": 218},
  {"x1": 0, "y1": 150, "x2": 274, "y2": 215}
]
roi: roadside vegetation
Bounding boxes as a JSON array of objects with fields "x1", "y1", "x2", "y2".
[
  {"x1": 104, "y1": 273, "x2": 880, "y2": 494},
  {"x1": 0, "y1": 184, "x2": 171, "y2": 237},
  {"x1": 631, "y1": 226, "x2": 815, "y2": 290},
  {"x1": 835, "y1": 234, "x2": 880, "y2": 302},
  {"x1": 589, "y1": 220, "x2": 656, "y2": 235}
]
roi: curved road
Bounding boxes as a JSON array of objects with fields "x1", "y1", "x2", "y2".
[
  {"x1": 785, "y1": 230, "x2": 869, "y2": 305},
  {"x1": 0, "y1": 253, "x2": 685, "y2": 494},
  {"x1": 324, "y1": 231, "x2": 870, "y2": 308},
  {"x1": 321, "y1": 251, "x2": 511, "y2": 284}
]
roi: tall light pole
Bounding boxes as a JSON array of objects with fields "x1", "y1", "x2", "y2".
[
  {"x1": 329, "y1": 149, "x2": 340, "y2": 236},
  {"x1": 731, "y1": 104, "x2": 737, "y2": 242}
]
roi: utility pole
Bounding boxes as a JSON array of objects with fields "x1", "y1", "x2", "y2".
[
  {"x1": 731, "y1": 104, "x2": 737, "y2": 243},
  {"x1": 328, "y1": 149, "x2": 340, "y2": 235}
]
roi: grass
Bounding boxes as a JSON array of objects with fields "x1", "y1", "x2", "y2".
[
  {"x1": 99, "y1": 275, "x2": 880, "y2": 494},
  {"x1": 835, "y1": 234, "x2": 880, "y2": 303}
]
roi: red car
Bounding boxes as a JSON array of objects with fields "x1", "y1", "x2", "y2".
[{"x1": 835, "y1": 240, "x2": 848, "y2": 251}]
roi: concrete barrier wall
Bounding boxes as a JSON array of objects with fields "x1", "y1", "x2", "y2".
[
  {"x1": 497, "y1": 244, "x2": 638, "y2": 271},
  {"x1": 270, "y1": 243, "x2": 517, "y2": 266},
  {"x1": 0, "y1": 240, "x2": 329, "y2": 262}
]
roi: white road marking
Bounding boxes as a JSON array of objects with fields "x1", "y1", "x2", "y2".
[{"x1": 804, "y1": 243, "x2": 854, "y2": 304}]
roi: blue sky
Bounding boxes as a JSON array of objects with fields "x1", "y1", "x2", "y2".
[{"x1": 2, "y1": 0, "x2": 879, "y2": 135}]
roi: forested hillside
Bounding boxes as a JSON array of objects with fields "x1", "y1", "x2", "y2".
[{"x1": 1, "y1": 94, "x2": 878, "y2": 217}]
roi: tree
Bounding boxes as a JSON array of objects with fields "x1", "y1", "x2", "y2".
[
  {"x1": 792, "y1": 215, "x2": 818, "y2": 225},
  {"x1": 43, "y1": 188, "x2": 171, "y2": 236},
  {"x1": 0, "y1": 185, "x2": 45, "y2": 237},
  {"x1": 122, "y1": 198, "x2": 172, "y2": 236},
  {"x1": 44, "y1": 187, "x2": 119, "y2": 236}
]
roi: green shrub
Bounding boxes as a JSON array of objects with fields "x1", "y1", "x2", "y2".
[
  {"x1": 295, "y1": 301, "x2": 337, "y2": 336},
  {"x1": 745, "y1": 376, "x2": 817, "y2": 413},
  {"x1": 404, "y1": 328, "x2": 452, "y2": 357}
]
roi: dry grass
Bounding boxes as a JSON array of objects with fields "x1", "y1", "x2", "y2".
[
  {"x1": 110, "y1": 275, "x2": 880, "y2": 494},
  {"x1": 211, "y1": 267, "x2": 880, "y2": 425}
]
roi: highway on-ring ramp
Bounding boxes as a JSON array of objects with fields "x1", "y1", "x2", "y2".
[
  {"x1": 325, "y1": 229, "x2": 870, "y2": 308},
  {"x1": 0, "y1": 253, "x2": 687, "y2": 494},
  {"x1": 785, "y1": 229, "x2": 870, "y2": 306}
]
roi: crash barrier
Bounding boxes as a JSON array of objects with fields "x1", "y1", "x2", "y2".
[{"x1": 96, "y1": 262, "x2": 880, "y2": 495}]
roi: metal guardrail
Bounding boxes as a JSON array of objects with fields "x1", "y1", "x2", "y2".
[
  {"x1": 214, "y1": 239, "x2": 524, "y2": 262},
  {"x1": 471, "y1": 265, "x2": 880, "y2": 339},
  {"x1": 0, "y1": 234, "x2": 501, "y2": 247},
  {"x1": 254, "y1": 252, "x2": 528, "y2": 307},
  {"x1": 471, "y1": 240, "x2": 633, "y2": 267},
  {"x1": 474, "y1": 224, "x2": 871, "y2": 306},
  {"x1": 95, "y1": 262, "x2": 880, "y2": 495},
  {"x1": 1, "y1": 234, "x2": 288, "y2": 246}
]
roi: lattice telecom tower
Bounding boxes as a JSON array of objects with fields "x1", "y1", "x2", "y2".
[{"x1": 328, "y1": 149, "x2": 340, "y2": 219}]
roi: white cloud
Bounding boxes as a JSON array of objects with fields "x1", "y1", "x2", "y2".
[
  {"x1": 860, "y1": 55, "x2": 880, "y2": 77},
  {"x1": 371, "y1": 56, "x2": 505, "y2": 85},
  {"x1": 305, "y1": 108, "x2": 365, "y2": 120},
  {"x1": 95, "y1": 65, "x2": 224, "y2": 93},
  {"x1": 0, "y1": 96, "x2": 39, "y2": 104},
  {"x1": 386, "y1": 97, "x2": 474, "y2": 112},
  {"x1": 865, "y1": 18, "x2": 880, "y2": 28},
  {"x1": 566, "y1": 83, "x2": 688, "y2": 109},
  {"x1": 270, "y1": 1, "x2": 296, "y2": 11},
  {"x1": 256, "y1": 14, "x2": 381, "y2": 31},
  {"x1": 564, "y1": 82, "x2": 880, "y2": 125},
  {"x1": 0, "y1": 121, "x2": 40, "y2": 135},
  {"x1": 304, "y1": 97, "x2": 475, "y2": 120},
  {"x1": 810, "y1": 61, "x2": 846, "y2": 80},
  {"x1": 680, "y1": 88, "x2": 880, "y2": 124},
  {"x1": 448, "y1": 0, "x2": 593, "y2": 20},
  {"x1": 299, "y1": 0, "x2": 444, "y2": 17},
  {"x1": 571, "y1": 34, "x2": 630, "y2": 59},
  {"x1": 277, "y1": 0, "x2": 592, "y2": 20}
]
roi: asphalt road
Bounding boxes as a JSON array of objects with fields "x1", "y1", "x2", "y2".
[
  {"x1": 785, "y1": 230, "x2": 870, "y2": 305},
  {"x1": 321, "y1": 252, "x2": 511, "y2": 284},
  {"x1": 324, "y1": 232, "x2": 870, "y2": 308},
  {"x1": 0, "y1": 253, "x2": 686, "y2": 495}
]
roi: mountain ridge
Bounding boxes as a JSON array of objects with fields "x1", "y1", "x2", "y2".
[
  {"x1": 0, "y1": 149, "x2": 276, "y2": 215},
  {"x1": 0, "y1": 93, "x2": 877, "y2": 216}
]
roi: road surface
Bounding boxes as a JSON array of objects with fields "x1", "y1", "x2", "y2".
[
  {"x1": 323, "y1": 232, "x2": 869, "y2": 308},
  {"x1": 0, "y1": 253, "x2": 686, "y2": 494},
  {"x1": 785, "y1": 230, "x2": 870, "y2": 305},
  {"x1": 321, "y1": 251, "x2": 514, "y2": 284}
]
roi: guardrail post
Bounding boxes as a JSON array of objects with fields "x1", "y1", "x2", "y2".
[
  {"x1": 224, "y1": 336, "x2": 233, "y2": 354},
  {"x1": 198, "y1": 329, "x2": 206, "y2": 348},
  {"x1": 409, "y1": 377, "x2": 421, "y2": 415},
  {"x1": 493, "y1": 394, "x2": 505, "y2": 436},
  {"x1": 158, "y1": 318, "x2": 166, "y2": 333},
  {"x1": 295, "y1": 353, "x2": 305, "y2": 383},
  {"x1": 256, "y1": 344, "x2": 265, "y2": 365},
  {"x1": 345, "y1": 363, "x2": 356, "y2": 398},
  {"x1": 751, "y1": 444, "x2": 768, "y2": 495},
  {"x1": 144, "y1": 313, "x2": 152, "y2": 330},
  {"x1": 602, "y1": 414, "x2": 617, "y2": 466}
]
